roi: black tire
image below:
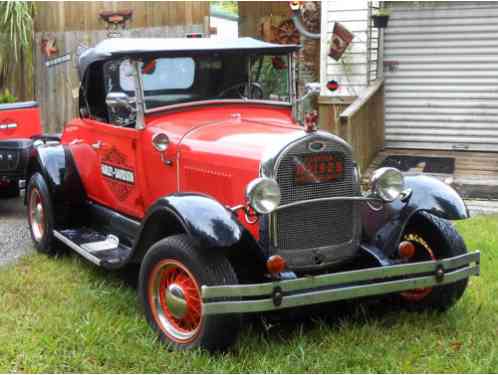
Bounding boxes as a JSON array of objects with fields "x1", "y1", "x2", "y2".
[
  {"x1": 398, "y1": 211, "x2": 468, "y2": 312},
  {"x1": 0, "y1": 180, "x2": 20, "y2": 198},
  {"x1": 26, "y1": 172, "x2": 57, "y2": 255},
  {"x1": 138, "y1": 234, "x2": 241, "y2": 352}
]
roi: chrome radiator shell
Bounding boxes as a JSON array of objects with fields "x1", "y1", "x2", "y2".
[{"x1": 260, "y1": 131, "x2": 361, "y2": 271}]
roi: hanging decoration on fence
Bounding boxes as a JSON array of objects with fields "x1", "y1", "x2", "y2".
[
  {"x1": 100, "y1": 9, "x2": 133, "y2": 38},
  {"x1": 40, "y1": 34, "x2": 72, "y2": 69},
  {"x1": 259, "y1": 16, "x2": 299, "y2": 45},
  {"x1": 41, "y1": 35, "x2": 58, "y2": 58}
]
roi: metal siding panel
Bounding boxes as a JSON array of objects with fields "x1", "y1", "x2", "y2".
[{"x1": 384, "y1": 2, "x2": 498, "y2": 151}]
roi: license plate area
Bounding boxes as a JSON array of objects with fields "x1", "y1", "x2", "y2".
[{"x1": 294, "y1": 152, "x2": 344, "y2": 185}]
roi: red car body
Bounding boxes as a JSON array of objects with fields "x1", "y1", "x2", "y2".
[
  {"x1": 62, "y1": 104, "x2": 300, "y2": 239},
  {"x1": 0, "y1": 101, "x2": 42, "y2": 195},
  {"x1": 24, "y1": 38, "x2": 479, "y2": 352},
  {"x1": 0, "y1": 101, "x2": 41, "y2": 140}
]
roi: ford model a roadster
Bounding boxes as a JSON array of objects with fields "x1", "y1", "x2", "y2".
[{"x1": 25, "y1": 38, "x2": 479, "y2": 351}]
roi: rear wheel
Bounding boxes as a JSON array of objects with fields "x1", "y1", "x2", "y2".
[
  {"x1": 138, "y1": 234, "x2": 241, "y2": 352},
  {"x1": 27, "y1": 172, "x2": 57, "y2": 255},
  {"x1": 398, "y1": 211, "x2": 468, "y2": 311}
]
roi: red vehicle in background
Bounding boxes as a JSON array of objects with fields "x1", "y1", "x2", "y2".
[
  {"x1": 0, "y1": 101, "x2": 42, "y2": 197},
  {"x1": 24, "y1": 38, "x2": 480, "y2": 352}
]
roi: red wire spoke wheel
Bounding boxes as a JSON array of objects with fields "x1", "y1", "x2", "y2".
[
  {"x1": 26, "y1": 172, "x2": 57, "y2": 255},
  {"x1": 29, "y1": 187, "x2": 45, "y2": 242},
  {"x1": 139, "y1": 235, "x2": 241, "y2": 351},
  {"x1": 400, "y1": 234, "x2": 436, "y2": 302},
  {"x1": 396, "y1": 212, "x2": 469, "y2": 312},
  {"x1": 148, "y1": 259, "x2": 202, "y2": 344}
]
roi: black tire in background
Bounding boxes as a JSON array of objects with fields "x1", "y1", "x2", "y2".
[
  {"x1": 0, "y1": 180, "x2": 20, "y2": 198},
  {"x1": 398, "y1": 211, "x2": 469, "y2": 312},
  {"x1": 26, "y1": 172, "x2": 57, "y2": 255},
  {"x1": 138, "y1": 234, "x2": 241, "y2": 352}
]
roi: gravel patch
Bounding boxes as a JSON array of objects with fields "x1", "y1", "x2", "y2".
[{"x1": 0, "y1": 196, "x2": 33, "y2": 267}]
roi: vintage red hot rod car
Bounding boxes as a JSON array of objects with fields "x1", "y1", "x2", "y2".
[
  {"x1": 0, "y1": 101, "x2": 43, "y2": 197},
  {"x1": 25, "y1": 38, "x2": 480, "y2": 351}
]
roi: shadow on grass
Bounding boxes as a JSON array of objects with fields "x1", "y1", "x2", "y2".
[{"x1": 57, "y1": 247, "x2": 424, "y2": 350}]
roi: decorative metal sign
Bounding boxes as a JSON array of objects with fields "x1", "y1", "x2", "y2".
[
  {"x1": 100, "y1": 9, "x2": 133, "y2": 38},
  {"x1": 41, "y1": 35, "x2": 58, "y2": 58},
  {"x1": 329, "y1": 22, "x2": 354, "y2": 61},
  {"x1": 45, "y1": 54, "x2": 71, "y2": 68}
]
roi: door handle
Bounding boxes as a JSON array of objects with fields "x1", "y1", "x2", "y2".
[
  {"x1": 91, "y1": 140, "x2": 110, "y2": 150},
  {"x1": 69, "y1": 139, "x2": 83, "y2": 145}
]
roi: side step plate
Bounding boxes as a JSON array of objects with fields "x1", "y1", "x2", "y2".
[
  {"x1": 54, "y1": 230, "x2": 102, "y2": 266},
  {"x1": 54, "y1": 227, "x2": 132, "y2": 267}
]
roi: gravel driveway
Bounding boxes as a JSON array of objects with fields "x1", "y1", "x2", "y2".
[{"x1": 0, "y1": 196, "x2": 33, "y2": 267}]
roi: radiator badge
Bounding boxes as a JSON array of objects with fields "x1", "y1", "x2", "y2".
[{"x1": 308, "y1": 141, "x2": 326, "y2": 153}]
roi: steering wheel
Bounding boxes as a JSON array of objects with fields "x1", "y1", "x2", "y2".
[{"x1": 217, "y1": 82, "x2": 264, "y2": 100}]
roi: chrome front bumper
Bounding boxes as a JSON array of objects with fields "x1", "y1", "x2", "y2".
[{"x1": 201, "y1": 251, "x2": 480, "y2": 315}]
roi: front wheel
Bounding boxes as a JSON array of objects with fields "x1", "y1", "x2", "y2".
[
  {"x1": 398, "y1": 211, "x2": 469, "y2": 311},
  {"x1": 138, "y1": 234, "x2": 241, "y2": 352}
]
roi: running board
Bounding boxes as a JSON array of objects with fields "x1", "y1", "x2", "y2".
[
  {"x1": 54, "y1": 230, "x2": 102, "y2": 266},
  {"x1": 54, "y1": 227, "x2": 132, "y2": 267}
]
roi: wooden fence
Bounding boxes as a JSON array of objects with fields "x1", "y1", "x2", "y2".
[
  {"x1": 35, "y1": 23, "x2": 206, "y2": 133},
  {"x1": 34, "y1": 1, "x2": 209, "y2": 32}
]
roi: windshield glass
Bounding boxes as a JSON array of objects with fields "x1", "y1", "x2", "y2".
[{"x1": 105, "y1": 53, "x2": 290, "y2": 110}]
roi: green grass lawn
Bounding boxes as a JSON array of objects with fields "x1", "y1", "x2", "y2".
[{"x1": 1, "y1": 215, "x2": 497, "y2": 373}]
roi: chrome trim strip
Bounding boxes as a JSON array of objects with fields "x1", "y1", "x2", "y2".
[
  {"x1": 145, "y1": 99, "x2": 291, "y2": 115},
  {"x1": 202, "y1": 265, "x2": 478, "y2": 315},
  {"x1": 202, "y1": 251, "x2": 479, "y2": 299},
  {"x1": 54, "y1": 230, "x2": 102, "y2": 266},
  {"x1": 131, "y1": 59, "x2": 146, "y2": 130},
  {"x1": 274, "y1": 196, "x2": 382, "y2": 212}
]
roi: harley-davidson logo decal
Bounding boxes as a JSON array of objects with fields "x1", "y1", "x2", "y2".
[
  {"x1": 101, "y1": 147, "x2": 135, "y2": 201},
  {"x1": 101, "y1": 146, "x2": 128, "y2": 165},
  {"x1": 101, "y1": 164, "x2": 134, "y2": 184}
]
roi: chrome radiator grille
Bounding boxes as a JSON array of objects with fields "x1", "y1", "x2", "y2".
[{"x1": 273, "y1": 135, "x2": 358, "y2": 253}]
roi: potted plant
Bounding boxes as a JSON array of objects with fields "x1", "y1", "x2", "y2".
[{"x1": 372, "y1": 9, "x2": 390, "y2": 29}]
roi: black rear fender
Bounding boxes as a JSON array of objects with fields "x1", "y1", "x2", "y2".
[{"x1": 26, "y1": 144, "x2": 87, "y2": 226}]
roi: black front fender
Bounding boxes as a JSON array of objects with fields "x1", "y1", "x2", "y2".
[
  {"x1": 142, "y1": 193, "x2": 246, "y2": 248},
  {"x1": 362, "y1": 175, "x2": 468, "y2": 257},
  {"x1": 404, "y1": 175, "x2": 468, "y2": 220},
  {"x1": 134, "y1": 193, "x2": 267, "y2": 281}
]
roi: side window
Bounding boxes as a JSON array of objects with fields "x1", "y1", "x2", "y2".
[{"x1": 83, "y1": 62, "x2": 108, "y2": 122}]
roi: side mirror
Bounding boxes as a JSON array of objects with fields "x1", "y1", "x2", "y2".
[
  {"x1": 105, "y1": 92, "x2": 136, "y2": 112},
  {"x1": 297, "y1": 82, "x2": 321, "y2": 103}
]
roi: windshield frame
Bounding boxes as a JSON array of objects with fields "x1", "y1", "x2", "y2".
[{"x1": 128, "y1": 51, "x2": 295, "y2": 123}]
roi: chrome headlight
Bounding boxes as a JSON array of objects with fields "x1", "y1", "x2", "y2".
[
  {"x1": 371, "y1": 167, "x2": 405, "y2": 202},
  {"x1": 246, "y1": 178, "x2": 281, "y2": 214}
]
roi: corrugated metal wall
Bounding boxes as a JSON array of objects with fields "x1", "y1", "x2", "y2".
[
  {"x1": 320, "y1": 1, "x2": 378, "y2": 98},
  {"x1": 384, "y1": 2, "x2": 498, "y2": 151}
]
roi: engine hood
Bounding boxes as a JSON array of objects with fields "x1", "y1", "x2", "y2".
[
  {"x1": 179, "y1": 116, "x2": 305, "y2": 167},
  {"x1": 156, "y1": 105, "x2": 307, "y2": 208}
]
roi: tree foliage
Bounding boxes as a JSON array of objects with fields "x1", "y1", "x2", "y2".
[
  {"x1": 210, "y1": 1, "x2": 238, "y2": 16},
  {"x1": 0, "y1": 1, "x2": 34, "y2": 99}
]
